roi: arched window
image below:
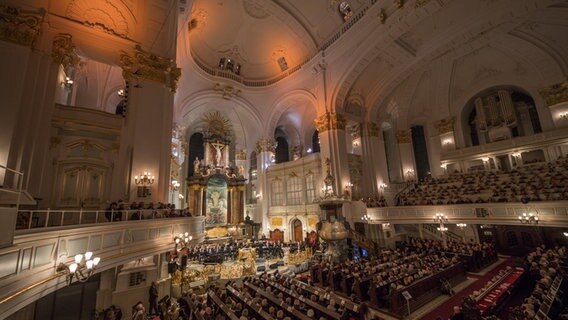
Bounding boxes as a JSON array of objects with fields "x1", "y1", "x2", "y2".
[
  {"x1": 311, "y1": 130, "x2": 320, "y2": 153},
  {"x1": 271, "y1": 179, "x2": 284, "y2": 206},
  {"x1": 287, "y1": 175, "x2": 303, "y2": 205},
  {"x1": 411, "y1": 125, "x2": 431, "y2": 181},
  {"x1": 305, "y1": 173, "x2": 315, "y2": 203},
  {"x1": 188, "y1": 133, "x2": 204, "y2": 177},
  {"x1": 275, "y1": 136, "x2": 289, "y2": 163}
]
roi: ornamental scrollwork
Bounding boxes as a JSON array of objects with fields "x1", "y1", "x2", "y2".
[
  {"x1": 396, "y1": 129, "x2": 411, "y2": 143},
  {"x1": 314, "y1": 112, "x2": 346, "y2": 133},
  {"x1": 539, "y1": 81, "x2": 568, "y2": 106},
  {"x1": 255, "y1": 137, "x2": 276, "y2": 153},
  {"x1": 120, "y1": 45, "x2": 181, "y2": 93},
  {"x1": 52, "y1": 33, "x2": 79, "y2": 68},
  {"x1": 0, "y1": 4, "x2": 44, "y2": 48},
  {"x1": 434, "y1": 117, "x2": 454, "y2": 135}
]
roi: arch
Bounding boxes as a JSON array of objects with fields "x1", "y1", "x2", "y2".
[
  {"x1": 451, "y1": 77, "x2": 551, "y2": 147},
  {"x1": 178, "y1": 91, "x2": 263, "y2": 152},
  {"x1": 459, "y1": 85, "x2": 541, "y2": 147},
  {"x1": 291, "y1": 218, "x2": 304, "y2": 243},
  {"x1": 266, "y1": 89, "x2": 319, "y2": 138},
  {"x1": 187, "y1": 133, "x2": 204, "y2": 178}
]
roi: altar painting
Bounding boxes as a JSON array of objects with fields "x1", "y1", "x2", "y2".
[{"x1": 206, "y1": 176, "x2": 227, "y2": 225}]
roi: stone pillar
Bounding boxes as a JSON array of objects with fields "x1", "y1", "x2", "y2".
[
  {"x1": 360, "y1": 122, "x2": 382, "y2": 198},
  {"x1": 314, "y1": 112, "x2": 349, "y2": 195},
  {"x1": 119, "y1": 46, "x2": 180, "y2": 203},
  {"x1": 395, "y1": 130, "x2": 415, "y2": 182},
  {"x1": 255, "y1": 137, "x2": 275, "y2": 234}
]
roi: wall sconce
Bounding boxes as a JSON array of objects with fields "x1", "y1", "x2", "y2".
[
  {"x1": 306, "y1": 148, "x2": 313, "y2": 153},
  {"x1": 563, "y1": 232, "x2": 568, "y2": 237},
  {"x1": 440, "y1": 164, "x2": 447, "y2": 169},
  {"x1": 511, "y1": 152, "x2": 521, "y2": 158},
  {"x1": 361, "y1": 214, "x2": 371, "y2": 222},
  {"x1": 62, "y1": 76, "x2": 74, "y2": 89},
  {"x1": 378, "y1": 182, "x2": 388, "y2": 189},
  {"x1": 518, "y1": 212, "x2": 539, "y2": 225},
  {"x1": 255, "y1": 193, "x2": 262, "y2": 199},
  {"x1": 118, "y1": 89, "x2": 125, "y2": 97},
  {"x1": 352, "y1": 140, "x2": 360, "y2": 147},
  {"x1": 382, "y1": 223, "x2": 390, "y2": 228},
  {"x1": 434, "y1": 213, "x2": 448, "y2": 224},
  {"x1": 481, "y1": 157, "x2": 490, "y2": 163},
  {"x1": 560, "y1": 112, "x2": 568, "y2": 119},
  {"x1": 178, "y1": 194, "x2": 185, "y2": 200},
  {"x1": 443, "y1": 139, "x2": 452, "y2": 145},
  {"x1": 171, "y1": 179, "x2": 180, "y2": 191},
  {"x1": 135, "y1": 172, "x2": 154, "y2": 185},
  {"x1": 56, "y1": 252, "x2": 100, "y2": 286}
]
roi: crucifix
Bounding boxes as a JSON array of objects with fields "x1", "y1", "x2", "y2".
[{"x1": 211, "y1": 142, "x2": 225, "y2": 167}]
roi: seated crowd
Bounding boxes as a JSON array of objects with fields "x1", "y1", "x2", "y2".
[
  {"x1": 361, "y1": 196, "x2": 388, "y2": 208},
  {"x1": 104, "y1": 200, "x2": 193, "y2": 221},
  {"x1": 396, "y1": 156, "x2": 568, "y2": 206},
  {"x1": 518, "y1": 245, "x2": 568, "y2": 319}
]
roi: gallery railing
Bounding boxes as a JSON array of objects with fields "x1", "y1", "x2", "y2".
[
  {"x1": 362, "y1": 201, "x2": 568, "y2": 227},
  {"x1": 15, "y1": 208, "x2": 197, "y2": 232}
]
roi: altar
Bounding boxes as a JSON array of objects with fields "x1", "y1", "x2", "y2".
[{"x1": 186, "y1": 111, "x2": 247, "y2": 226}]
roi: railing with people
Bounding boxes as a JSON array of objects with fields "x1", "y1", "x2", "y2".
[
  {"x1": 364, "y1": 201, "x2": 568, "y2": 227},
  {"x1": 15, "y1": 208, "x2": 195, "y2": 232}
]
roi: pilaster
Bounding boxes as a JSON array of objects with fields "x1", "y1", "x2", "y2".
[
  {"x1": 314, "y1": 112, "x2": 349, "y2": 196},
  {"x1": 255, "y1": 137, "x2": 276, "y2": 234},
  {"x1": 360, "y1": 122, "x2": 382, "y2": 197},
  {"x1": 119, "y1": 46, "x2": 178, "y2": 202}
]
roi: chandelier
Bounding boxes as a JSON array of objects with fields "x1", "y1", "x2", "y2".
[
  {"x1": 135, "y1": 172, "x2": 154, "y2": 185},
  {"x1": 518, "y1": 212, "x2": 539, "y2": 225},
  {"x1": 56, "y1": 251, "x2": 101, "y2": 285}
]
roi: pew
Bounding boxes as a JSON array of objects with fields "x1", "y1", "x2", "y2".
[
  {"x1": 257, "y1": 278, "x2": 342, "y2": 320},
  {"x1": 387, "y1": 263, "x2": 466, "y2": 318},
  {"x1": 226, "y1": 285, "x2": 275, "y2": 320},
  {"x1": 290, "y1": 278, "x2": 361, "y2": 316},
  {"x1": 207, "y1": 291, "x2": 240, "y2": 320},
  {"x1": 243, "y1": 282, "x2": 311, "y2": 320}
]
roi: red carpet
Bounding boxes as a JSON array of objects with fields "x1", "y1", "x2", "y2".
[{"x1": 419, "y1": 259, "x2": 512, "y2": 320}]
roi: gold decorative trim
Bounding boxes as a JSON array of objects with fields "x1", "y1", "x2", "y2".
[
  {"x1": 434, "y1": 117, "x2": 454, "y2": 135},
  {"x1": 378, "y1": 8, "x2": 386, "y2": 24},
  {"x1": 120, "y1": 45, "x2": 181, "y2": 93},
  {"x1": 314, "y1": 112, "x2": 346, "y2": 133},
  {"x1": 0, "y1": 4, "x2": 44, "y2": 48},
  {"x1": 52, "y1": 33, "x2": 79, "y2": 68},
  {"x1": 539, "y1": 81, "x2": 568, "y2": 106},
  {"x1": 396, "y1": 129, "x2": 411, "y2": 143},
  {"x1": 255, "y1": 137, "x2": 275, "y2": 153},
  {"x1": 364, "y1": 122, "x2": 379, "y2": 137}
]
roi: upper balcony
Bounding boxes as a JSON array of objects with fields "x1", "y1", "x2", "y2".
[
  {"x1": 0, "y1": 209, "x2": 204, "y2": 319},
  {"x1": 361, "y1": 201, "x2": 568, "y2": 227}
]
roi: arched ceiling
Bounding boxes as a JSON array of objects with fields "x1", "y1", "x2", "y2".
[
  {"x1": 187, "y1": 0, "x2": 367, "y2": 80},
  {"x1": 340, "y1": 0, "x2": 568, "y2": 122}
]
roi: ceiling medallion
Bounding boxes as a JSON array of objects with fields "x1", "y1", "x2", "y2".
[{"x1": 242, "y1": 0, "x2": 269, "y2": 19}]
